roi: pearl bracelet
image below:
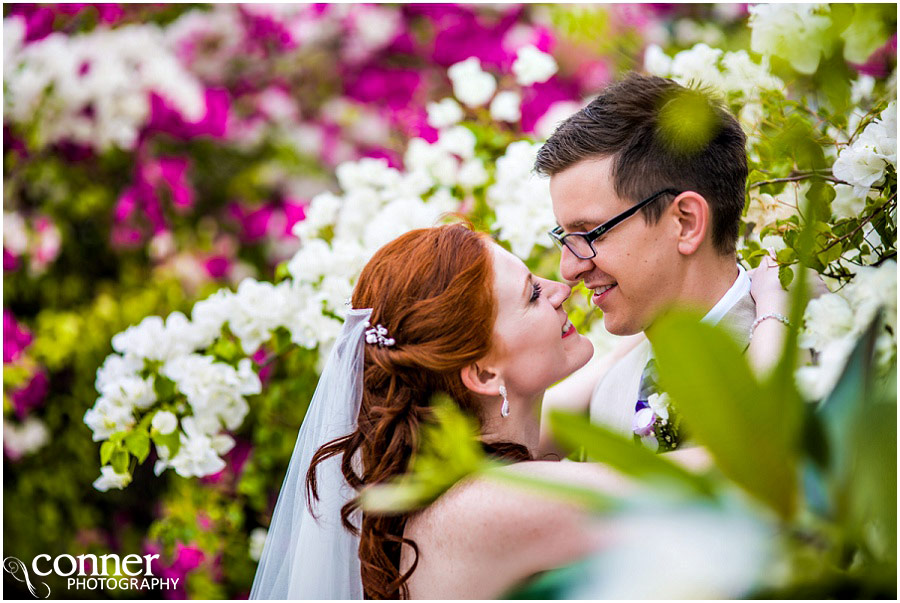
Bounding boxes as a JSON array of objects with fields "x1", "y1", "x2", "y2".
[{"x1": 748, "y1": 312, "x2": 793, "y2": 342}]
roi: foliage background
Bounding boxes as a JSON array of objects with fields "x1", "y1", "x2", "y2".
[{"x1": 3, "y1": 3, "x2": 896, "y2": 599}]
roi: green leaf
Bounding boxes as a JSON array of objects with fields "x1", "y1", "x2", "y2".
[
  {"x1": 779, "y1": 265, "x2": 795, "y2": 289},
  {"x1": 817, "y1": 242, "x2": 842, "y2": 266},
  {"x1": 274, "y1": 261, "x2": 291, "y2": 283},
  {"x1": 111, "y1": 449, "x2": 129, "y2": 474},
  {"x1": 648, "y1": 310, "x2": 801, "y2": 518},
  {"x1": 151, "y1": 429, "x2": 181, "y2": 459},
  {"x1": 548, "y1": 410, "x2": 714, "y2": 498},
  {"x1": 154, "y1": 375, "x2": 176, "y2": 402},
  {"x1": 124, "y1": 430, "x2": 151, "y2": 463},
  {"x1": 776, "y1": 248, "x2": 797, "y2": 264},
  {"x1": 100, "y1": 441, "x2": 116, "y2": 465}
]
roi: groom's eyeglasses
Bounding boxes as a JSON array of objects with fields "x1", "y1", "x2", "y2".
[{"x1": 548, "y1": 188, "x2": 682, "y2": 260}]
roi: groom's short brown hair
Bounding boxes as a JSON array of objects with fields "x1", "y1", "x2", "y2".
[{"x1": 535, "y1": 73, "x2": 747, "y2": 255}]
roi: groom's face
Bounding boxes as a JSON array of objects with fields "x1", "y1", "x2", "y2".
[{"x1": 550, "y1": 156, "x2": 682, "y2": 336}]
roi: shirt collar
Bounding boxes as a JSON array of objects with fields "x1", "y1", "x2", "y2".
[{"x1": 701, "y1": 264, "x2": 750, "y2": 326}]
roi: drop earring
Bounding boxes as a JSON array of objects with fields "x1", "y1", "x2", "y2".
[{"x1": 499, "y1": 385, "x2": 509, "y2": 418}]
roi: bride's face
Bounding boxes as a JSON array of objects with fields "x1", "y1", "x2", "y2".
[{"x1": 487, "y1": 244, "x2": 594, "y2": 401}]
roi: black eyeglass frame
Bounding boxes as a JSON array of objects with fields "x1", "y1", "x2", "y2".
[{"x1": 549, "y1": 188, "x2": 683, "y2": 260}]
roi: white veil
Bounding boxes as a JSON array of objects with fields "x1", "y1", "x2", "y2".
[{"x1": 250, "y1": 308, "x2": 370, "y2": 599}]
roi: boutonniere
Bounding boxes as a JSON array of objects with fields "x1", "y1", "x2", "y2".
[{"x1": 632, "y1": 392, "x2": 682, "y2": 452}]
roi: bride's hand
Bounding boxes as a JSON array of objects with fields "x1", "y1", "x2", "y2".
[
  {"x1": 749, "y1": 252, "x2": 788, "y2": 317},
  {"x1": 749, "y1": 251, "x2": 831, "y2": 317}
]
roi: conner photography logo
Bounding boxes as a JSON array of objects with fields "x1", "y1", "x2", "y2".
[{"x1": 3, "y1": 553, "x2": 180, "y2": 598}]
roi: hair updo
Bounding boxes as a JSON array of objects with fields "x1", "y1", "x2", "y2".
[{"x1": 305, "y1": 223, "x2": 530, "y2": 599}]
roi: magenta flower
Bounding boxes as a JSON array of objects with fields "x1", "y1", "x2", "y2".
[
  {"x1": 4, "y1": 249, "x2": 20, "y2": 272},
  {"x1": 11, "y1": 370, "x2": 48, "y2": 419},
  {"x1": 147, "y1": 88, "x2": 230, "y2": 141},
  {"x1": 427, "y1": 5, "x2": 522, "y2": 69},
  {"x1": 520, "y1": 77, "x2": 581, "y2": 133},
  {"x1": 204, "y1": 256, "x2": 232, "y2": 280},
  {"x1": 239, "y1": 6, "x2": 299, "y2": 54},
  {"x1": 3, "y1": 310, "x2": 33, "y2": 364},
  {"x1": 282, "y1": 199, "x2": 307, "y2": 237},
  {"x1": 345, "y1": 66, "x2": 423, "y2": 111},
  {"x1": 7, "y1": 5, "x2": 55, "y2": 43},
  {"x1": 852, "y1": 34, "x2": 897, "y2": 78}
]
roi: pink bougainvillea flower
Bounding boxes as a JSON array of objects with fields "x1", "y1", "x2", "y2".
[
  {"x1": 154, "y1": 158, "x2": 195, "y2": 212},
  {"x1": 228, "y1": 203, "x2": 274, "y2": 243},
  {"x1": 361, "y1": 147, "x2": 403, "y2": 170},
  {"x1": 3, "y1": 310, "x2": 33, "y2": 364},
  {"x1": 429, "y1": 5, "x2": 522, "y2": 69},
  {"x1": 56, "y1": 3, "x2": 125, "y2": 23},
  {"x1": 11, "y1": 370, "x2": 48, "y2": 419},
  {"x1": 282, "y1": 199, "x2": 307, "y2": 237},
  {"x1": 203, "y1": 255, "x2": 232, "y2": 279},
  {"x1": 520, "y1": 76, "x2": 581, "y2": 134},
  {"x1": 239, "y1": 5, "x2": 298, "y2": 54},
  {"x1": 7, "y1": 4, "x2": 55, "y2": 43},
  {"x1": 147, "y1": 88, "x2": 230, "y2": 141},
  {"x1": 852, "y1": 34, "x2": 897, "y2": 78},
  {"x1": 4, "y1": 249, "x2": 20, "y2": 272},
  {"x1": 345, "y1": 66, "x2": 423, "y2": 111}
]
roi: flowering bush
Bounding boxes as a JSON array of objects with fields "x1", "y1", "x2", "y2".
[{"x1": 4, "y1": 3, "x2": 895, "y2": 599}]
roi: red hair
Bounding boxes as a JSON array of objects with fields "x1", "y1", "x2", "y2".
[{"x1": 306, "y1": 223, "x2": 530, "y2": 599}]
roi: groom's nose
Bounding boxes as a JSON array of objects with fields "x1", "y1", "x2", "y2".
[{"x1": 558, "y1": 245, "x2": 597, "y2": 286}]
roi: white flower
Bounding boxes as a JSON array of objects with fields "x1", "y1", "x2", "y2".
[
  {"x1": 647, "y1": 392, "x2": 671, "y2": 423},
  {"x1": 228, "y1": 279, "x2": 298, "y2": 354},
  {"x1": 95, "y1": 353, "x2": 143, "y2": 392},
  {"x1": 83, "y1": 398, "x2": 136, "y2": 442},
  {"x1": 447, "y1": 57, "x2": 497, "y2": 108},
  {"x1": 436, "y1": 126, "x2": 476, "y2": 160},
  {"x1": 404, "y1": 137, "x2": 459, "y2": 187},
  {"x1": 720, "y1": 50, "x2": 782, "y2": 97},
  {"x1": 795, "y1": 336, "x2": 856, "y2": 401},
  {"x1": 249, "y1": 527, "x2": 268, "y2": 561},
  {"x1": 748, "y1": 4, "x2": 833, "y2": 75},
  {"x1": 489, "y1": 90, "x2": 522, "y2": 123},
  {"x1": 457, "y1": 159, "x2": 489, "y2": 189},
  {"x1": 111, "y1": 313, "x2": 200, "y2": 363},
  {"x1": 3, "y1": 212, "x2": 28, "y2": 255},
  {"x1": 512, "y1": 44, "x2": 558, "y2": 86},
  {"x1": 799, "y1": 294, "x2": 855, "y2": 352},
  {"x1": 851, "y1": 75, "x2": 876, "y2": 104},
  {"x1": 151, "y1": 410, "x2": 178, "y2": 435},
  {"x1": 426, "y1": 97, "x2": 464, "y2": 129},
  {"x1": 534, "y1": 100, "x2": 582, "y2": 140},
  {"x1": 3, "y1": 417, "x2": 50, "y2": 460},
  {"x1": 832, "y1": 144, "x2": 888, "y2": 198},
  {"x1": 669, "y1": 43, "x2": 724, "y2": 91},
  {"x1": 488, "y1": 141, "x2": 556, "y2": 258},
  {"x1": 190, "y1": 288, "x2": 235, "y2": 349},
  {"x1": 161, "y1": 354, "x2": 260, "y2": 433},
  {"x1": 830, "y1": 184, "x2": 868, "y2": 220},
  {"x1": 843, "y1": 261, "x2": 897, "y2": 336},
  {"x1": 99, "y1": 376, "x2": 156, "y2": 410},
  {"x1": 167, "y1": 417, "x2": 228, "y2": 478},
  {"x1": 744, "y1": 189, "x2": 799, "y2": 231},
  {"x1": 4, "y1": 24, "x2": 204, "y2": 150},
  {"x1": 643, "y1": 44, "x2": 673, "y2": 76},
  {"x1": 92, "y1": 465, "x2": 132, "y2": 492}
]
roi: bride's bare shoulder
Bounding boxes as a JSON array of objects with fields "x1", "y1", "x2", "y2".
[{"x1": 408, "y1": 459, "x2": 629, "y2": 549}]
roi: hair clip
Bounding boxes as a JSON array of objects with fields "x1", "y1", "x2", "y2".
[{"x1": 365, "y1": 324, "x2": 395, "y2": 347}]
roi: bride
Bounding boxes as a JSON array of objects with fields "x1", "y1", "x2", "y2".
[{"x1": 250, "y1": 222, "x2": 788, "y2": 599}]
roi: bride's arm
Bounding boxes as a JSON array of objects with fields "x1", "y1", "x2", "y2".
[
  {"x1": 538, "y1": 334, "x2": 644, "y2": 456},
  {"x1": 747, "y1": 255, "x2": 790, "y2": 375}
]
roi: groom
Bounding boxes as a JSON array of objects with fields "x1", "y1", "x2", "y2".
[{"x1": 535, "y1": 73, "x2": 756, "y2": 437}]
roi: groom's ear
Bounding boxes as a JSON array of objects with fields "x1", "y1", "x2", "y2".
[
  {"x1": 460, "y1": 362, "x2": 501, "y2": 397},
  {"x1": 670, "y1": 191, "x2": 709, "y2": 256}
]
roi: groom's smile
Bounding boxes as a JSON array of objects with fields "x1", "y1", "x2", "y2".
[{"x1": 549, "y1": 156, "x2": 682, "y2": 336}]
